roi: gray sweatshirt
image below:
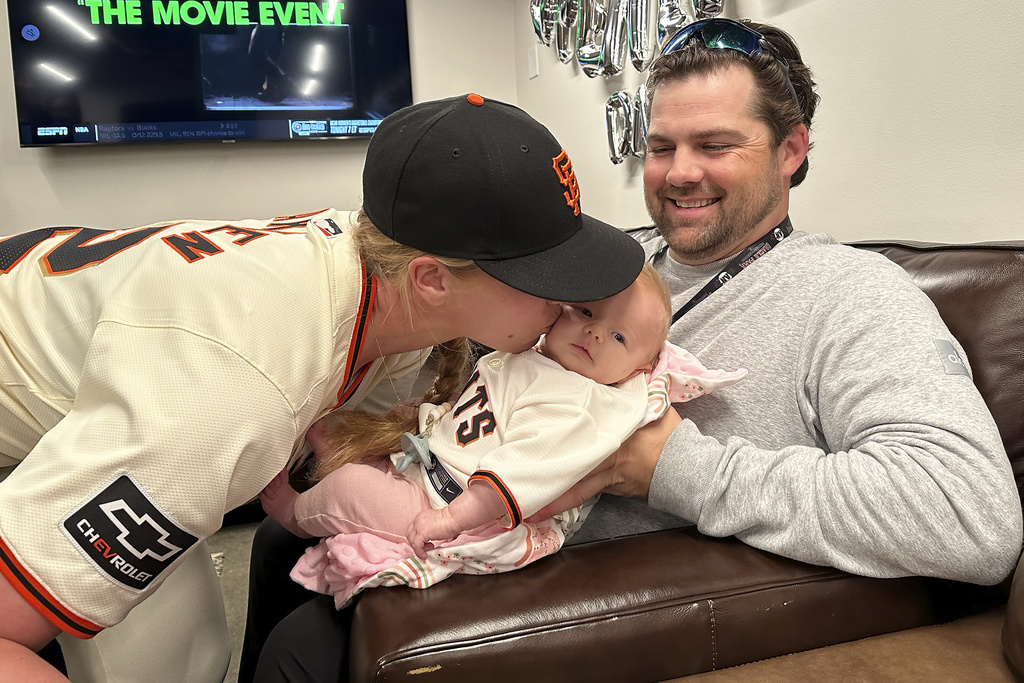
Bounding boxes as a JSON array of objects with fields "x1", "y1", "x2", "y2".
[{"x1": 572, "y1": 229, "x2": 1022, "y2": 585}]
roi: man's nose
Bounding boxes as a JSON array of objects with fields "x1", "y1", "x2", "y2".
[{"x1": 666, "y1": 150, "x2": 704, "y2": 187}]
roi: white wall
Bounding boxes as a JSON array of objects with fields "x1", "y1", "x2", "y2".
[
  {"x1": 3, "y1": 0, "x2": 1022, "y2": 242},
  {"x1": 515, "y1": 0, "x2": 1024, "y2": 243},
  {"x1": 0, "y1": 0, "x2": 517, "y2": 233}
]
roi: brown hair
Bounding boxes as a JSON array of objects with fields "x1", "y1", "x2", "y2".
[
  {"x1": 646, "y1": 20, "x2": 819, "y2": 187},
  {"x1": 311, "y1": 211, "x2": 476, "y2": 480}
]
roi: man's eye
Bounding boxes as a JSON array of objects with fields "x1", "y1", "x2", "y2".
[
  {"x1": 704, "y1": 144, "x2": 732, "y2": 152},
  {"x1": 613, "y1": 333, "x2": 625, "y2": 343}
]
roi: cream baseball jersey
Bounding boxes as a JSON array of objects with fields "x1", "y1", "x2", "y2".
[
  {"x1": 396, "y1": 349, "x2": 648, "y2": 528},
  {"x1": 0, "y1": 209, "x2": 427, "y2": 635}
]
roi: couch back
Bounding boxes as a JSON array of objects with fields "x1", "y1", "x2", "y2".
[{"x1": 852, "y1": 241, "x2": 1024, "y2": 508}]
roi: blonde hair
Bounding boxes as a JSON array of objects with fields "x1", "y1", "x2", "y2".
[
  {"x1": 634, "y1": 261, "x2": 672, "y2": 368},
  {"x1": 312, "y1": 210, "x2": 477, "y2": 480}
]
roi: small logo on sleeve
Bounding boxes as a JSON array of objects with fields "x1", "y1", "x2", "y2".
[
  {"x1": 62, "y1": 475, "x2": 198, "y2": 590},
  {"x1": 312, "y1": 217, "x2": 344, "y2": 238},
  {"x1": 933, "y1": 339, "x2": 970, "y2": 377}
]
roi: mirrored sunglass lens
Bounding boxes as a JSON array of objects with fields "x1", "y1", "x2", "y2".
[{"x1": 701, "y1": 25, "x2": 763, "y2": 55}]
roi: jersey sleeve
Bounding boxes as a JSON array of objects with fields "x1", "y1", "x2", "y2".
[{"x1": 0, "y1": 321, "x2": 298, "y2": 635}]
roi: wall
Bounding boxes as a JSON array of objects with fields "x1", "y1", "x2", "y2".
[
  {"x1": 0, "y1": 0, "x2": 517, "y2": 233},
  {"x1": 3, "y1": 1, "x2": 1022, "y2": 242},
  {"x1": 514, "y1": 0, "x2": 1024, "y2": 243}
]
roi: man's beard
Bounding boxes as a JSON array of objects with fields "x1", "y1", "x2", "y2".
[{"x1": 645, "y1": 159, "x2": 784, "y2": 263}]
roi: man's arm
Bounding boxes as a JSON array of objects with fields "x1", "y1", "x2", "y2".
[{"x1": 650, "y1": 264, "x2": 1021, "y2": 584}]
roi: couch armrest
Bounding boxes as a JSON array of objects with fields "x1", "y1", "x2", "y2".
[{"x1": 349, "y1": 527, "x2": 1004, "y2": 682}]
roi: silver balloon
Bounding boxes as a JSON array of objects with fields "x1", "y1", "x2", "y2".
[
  {"x1": 557, "y1": 0, "x2": 580, "y2": 27},
  {"x1": 531, "y1": 0, "x2": 557, "y2": 46},
  {"x1": 531, "y1": 0, "x2": 545, "y2": 43},
  {"x1": 555, "y1": 9, "x2": 577, "y2": 63},
  {"x1": 627, "y1": 0, "x2": 653, "y2": 72},
  {"x1": 542, "y1": 1, "x2": 560, "y2": 46},
  {"x1": 690, "y1": 0, "x2": 724, "y2": 19},
  {"x1": 657, "y1": 0, "x2": 688, "y2": 45},
  {"x1": 601, "y1": 0, "x2": 629, "y2": 77},
  {"x1": 605, "y1": 90, "x2": 634, "y2": 164},
  {"x1": 631, "y1": 81, "x2": 648, "y2": 157},
  {"x1": 577, "y1": 0, "x2": 608, "y2": 78}
]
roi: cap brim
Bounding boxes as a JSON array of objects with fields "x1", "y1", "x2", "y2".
[{"x1": 474, "y1": 214, "x2": 646, "y2": 302}]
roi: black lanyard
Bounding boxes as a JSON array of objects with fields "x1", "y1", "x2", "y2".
[{"x1": 656, "y1": 217, "x2": 793, "y2": 324}]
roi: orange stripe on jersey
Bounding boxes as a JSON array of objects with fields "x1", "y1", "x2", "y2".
[
  {"x1": 332, "y1": 261, "x2": 377, "y2": 410},
  {"x1": 0, "y1": 535, "x2": 102, "y2": 639},
  {"x1": 469, "y1": 471, "x2": 522, "y2": 528},
  {"x1": 267, "y1": 208, "x2": 331, "y2": 228}
]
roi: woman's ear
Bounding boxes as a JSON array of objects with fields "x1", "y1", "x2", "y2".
[{"x1": 406, "y1": 256, "x2": 451, "y2": 308}]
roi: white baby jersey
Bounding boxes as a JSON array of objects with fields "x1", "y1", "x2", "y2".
[{"x1": 396, "y1": 349, "x2": 648, "y2": 528}]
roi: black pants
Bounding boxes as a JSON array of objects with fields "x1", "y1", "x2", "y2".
[{"x1": 239, "y1": 517, "x2": 355, "y2": 683}]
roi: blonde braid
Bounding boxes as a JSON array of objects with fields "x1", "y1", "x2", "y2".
[{"x1": 310, "y1": 212, "x2": 477, "y2": 480}]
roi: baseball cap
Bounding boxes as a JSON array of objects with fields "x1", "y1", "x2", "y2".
[{"x1": 361, "y1": 94, "x2": 644, "y2": 302}]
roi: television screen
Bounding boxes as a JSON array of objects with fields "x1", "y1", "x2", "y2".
[{"x1": 6, "y1": 0, "x2": 412, "y2": 146}]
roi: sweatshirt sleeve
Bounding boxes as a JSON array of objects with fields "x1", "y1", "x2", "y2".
[{"x1": 649, "y1": 261, "x2": 1022, "y2": 585}]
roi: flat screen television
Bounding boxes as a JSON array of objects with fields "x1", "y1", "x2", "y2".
[{"x1": 6, "y1": 0, "x2": 412, "y2": 146}]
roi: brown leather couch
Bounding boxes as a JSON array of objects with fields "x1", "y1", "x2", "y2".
[{"x1": 345, "y1": 240, "x2": 1024, "y2": 682}]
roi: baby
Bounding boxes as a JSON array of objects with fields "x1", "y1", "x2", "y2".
[{"x1": 261, "y1": 264, "x2": 741, "y2": 566}]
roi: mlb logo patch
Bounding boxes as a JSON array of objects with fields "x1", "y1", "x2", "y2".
[
  {"x1": 62, "y1": 475, "x2": 198, "y2": 590},
  {"x1": 312, "y1": 216, "x2": 345, "y2": 238}
]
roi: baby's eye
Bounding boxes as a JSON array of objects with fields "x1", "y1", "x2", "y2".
[
  {"x1": 578, "y1": 307, "x2": 593, "y2": 317},
  {"x1": 613, "y1": 333, "x2": 626, "y2": 344}
]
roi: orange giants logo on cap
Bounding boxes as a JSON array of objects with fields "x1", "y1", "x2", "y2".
[{"x1": 551, "y1": 149, "x2": 581, "y2": 216}]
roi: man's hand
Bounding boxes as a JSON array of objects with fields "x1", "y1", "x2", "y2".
[{"x1": 529, "y1": 407, "x2": 682, "y2": 520}]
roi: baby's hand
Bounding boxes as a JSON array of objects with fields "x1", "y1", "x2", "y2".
[
  {"x1": 406, "y1": 507, "x2": 460, "y2": 560},
  {"x1": 258, "y1": 470, "x2": 310, "y2": 538}
]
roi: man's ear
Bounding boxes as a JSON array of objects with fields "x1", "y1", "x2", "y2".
[
  {"x1": 779, "y1": 123, "x2": 809, "y2": 179},
  {"x1": 406, "y1": 256, "x2": 452, "y2": 308}
]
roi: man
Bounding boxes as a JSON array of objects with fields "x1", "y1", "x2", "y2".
[{"x1": 558, "y1": 18, "x2": 1022, "y2": 584}]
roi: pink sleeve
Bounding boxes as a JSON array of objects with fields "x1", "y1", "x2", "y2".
[{"x1": 642, "y1": 341, "x2": 748, "y2": 423}]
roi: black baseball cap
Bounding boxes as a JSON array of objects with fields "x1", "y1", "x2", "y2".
[{"x1": 361, "y1": 94, "x2": 644, "y2": 302}]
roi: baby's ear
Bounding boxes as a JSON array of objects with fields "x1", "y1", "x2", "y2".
[{"x1": 622, "y1": 364, "x2": 654, "y2": 382}]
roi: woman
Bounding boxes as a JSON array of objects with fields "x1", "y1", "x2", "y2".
[{"x1": 0, "y1": 94, "x2": 644, "y2": 681}]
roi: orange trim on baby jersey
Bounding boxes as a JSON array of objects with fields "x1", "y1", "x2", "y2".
[
  {"x1": 0, "y1": 535, "x2": 102, "y2": 639},
  {"x1": 469, "y1": 471, "x2": 522, "y2": 528},
  {"x1": 332, "y1": 260, "x2": 377, "y2": 410}
]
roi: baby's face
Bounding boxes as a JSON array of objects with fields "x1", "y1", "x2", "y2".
[{"x1": 540, "y1": 281, "x2": 664, "y2": 385}]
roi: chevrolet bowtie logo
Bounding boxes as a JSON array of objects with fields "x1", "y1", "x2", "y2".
[{"x1": 99, "y1": 499, "x2": 183, "y2": 562}]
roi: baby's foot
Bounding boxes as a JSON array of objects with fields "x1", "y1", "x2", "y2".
[{"x1": 259, "y1": 470, "x2": 310, "y2": 538}]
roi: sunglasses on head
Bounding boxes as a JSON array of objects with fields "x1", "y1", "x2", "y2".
[{"x1": 661, "y1": 18, "x2": 799, "y2": 104}]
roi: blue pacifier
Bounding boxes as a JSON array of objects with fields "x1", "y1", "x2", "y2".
[{"x1": 395, "y1": 431, "x2": 434, "y2": 472}]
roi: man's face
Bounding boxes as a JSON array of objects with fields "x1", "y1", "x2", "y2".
[{"x1": 643, "y1": 65, "x2": 795, "y2": 265}]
